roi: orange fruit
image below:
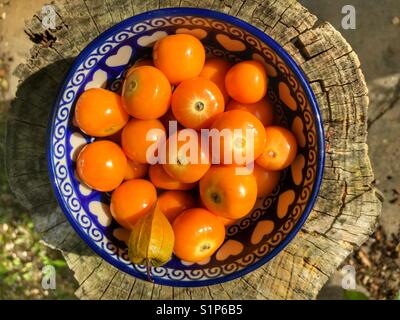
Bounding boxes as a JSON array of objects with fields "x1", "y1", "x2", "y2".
[
  {"x1": 199, "y1": 58, "x2": 231, "y2": 103},
  {"x1": 163, "y1": 129, "x2": 211, "y2": 183},
  {"x1": 210, "y1": 110, "x2": 266, "y2": 166},
  {"x1": 149, "y1": 164, "x2": 196, "y2": 191},
  {"x1": 199, "y1": 165, "x2": 257, "y2": 219},
  {"x1": 171, "y1": 77, "x2": 225, "y2": 130},
  {"x1": 153, "y1": 34, "x2": 205, "y2": 85},
  {"x1": 121, "y1": 118, "x2": 166, "y2": 164},
  {"x1": 103, "y1": 129, "x2": 122, "y2": 145},
  {"x1": 158, "y1": 190, "x2": 196, "y2": 223},
  {"x1": 159, "y1": 108, "x2": 181, "y2": 133},
  {"x1": 225, "y1": 60, "x2": 268, "y2": 103},
  {"x1": 122, "y1": 65, "x2": 171, "y2": 119},
  {"x1": 110, "y1": 179, "x2": 157, "y2": 230},
  {"x1": 252, "y1": 163, "x2": 280, "y2": 197},
  {"x1": 127, "y1": 59, "x2": 154, "y2": 74},
  {"x1": 226, "y1": 97, "x2": 274, "y2": 127},
  {"x1": 172, "y1": 208, "x2": 225, "y2": 262},
  {"x1": 199, "y1": 197, "x2": 237, "y2": 226},
  {"x1": 124, "y1": 160, "x2": 149, "y2": 180},
  {"x1": 256, "y1": 126, "x2": 298, "y2": 170},
  {"x1": 74, "y1": 88, "x2": 129, "y2": 137},
  {"x1": 76, "y1": 140, "x2": 127, "y2": 192},
  {"x1": 217, "y1": 215, "x2": 237, "y2": 227}
]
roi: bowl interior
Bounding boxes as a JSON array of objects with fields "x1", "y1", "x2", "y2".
[{"x1": 49, "y1": 8, "x2": 323, "y2": 286}]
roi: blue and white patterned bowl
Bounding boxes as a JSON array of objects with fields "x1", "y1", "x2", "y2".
[{"x1": 47, "y1": 8, "x2": 325, "y2": 287}]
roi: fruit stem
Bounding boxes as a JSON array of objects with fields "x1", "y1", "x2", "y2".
[
  {"x1": 145, "y1": 258, "x2": 154, "y2": 283},
  {"x1": 128, "y1": 80, "x2": 137, "y2": 91},
  {"x1": 268, "y1": 150, "x2": 277, "y2": 158},
  {"x1": 195, "y1": 101, "x2": 205, "y2": 111},
  {"x1": 211, "y1": 192, "x2": 222, "y2": 204}
]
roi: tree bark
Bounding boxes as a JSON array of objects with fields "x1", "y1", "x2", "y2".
[{"x1": 5, "y1": 0, "x2": 381, "y2": 299}]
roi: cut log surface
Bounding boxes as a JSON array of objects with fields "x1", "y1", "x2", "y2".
[{"x1": 6, "y1": 0, "x2": 381, "y2": 299}]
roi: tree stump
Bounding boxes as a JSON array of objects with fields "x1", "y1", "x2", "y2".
[{"x1": 6, "y1": 0, "x2": 381, "y2": 299}]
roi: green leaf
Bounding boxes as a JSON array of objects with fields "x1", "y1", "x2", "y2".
[
  {"x1": 22, "y1": 272, "x2": 32, "y2": 281},
  {"x1": 15, "y1": 238, "x2": 26, "y2": 245},
  {"x1": 0, "y1": 262, "x2": 8, "y2": 278},
  {"x1": 394, "y1": 290, "x2": 400, "y2": 300},
  {"x1": 12, "y1": 257, "x2": 21, "y2": 267},
  {"x1": 343, "y1": 290, "x2": 369, "y2": 300},
  {"x1": 44, "y1": 258, "x2": 67, "y2": 269},
  {"x1": 4, "y1": 273, "x2": 19, "y2": 285},
  {"x1": 51, "y1": 259, "x2": 67, "y2": 268}
]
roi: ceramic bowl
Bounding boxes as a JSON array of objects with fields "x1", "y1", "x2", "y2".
[{"x1": 48, "y1": 7, "x2": 325, "y2": 286}]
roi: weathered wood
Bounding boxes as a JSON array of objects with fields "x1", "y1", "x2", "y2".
[{"x1": 4, "y1": 0, "x2": 381, "y2": 300}]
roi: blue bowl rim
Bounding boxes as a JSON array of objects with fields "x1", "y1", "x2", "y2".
[{"x1": 47, "y1": 7, "x2": 325, "y2": 287}]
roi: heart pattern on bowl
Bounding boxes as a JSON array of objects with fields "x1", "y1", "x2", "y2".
[
  {"x1": 88, "y1": 201, "x2": 112, "y2": 227},
  {"x1": 105, "y1": 45, "x2": 133, "y2": 67},
  {"x1": 279, "y1": 82, "x2": 297, "y2": 111},
  {"x1": 137, "y1": 30, "x2": 168, "y2": 47},
  {"x1": 176, "y1": 28, "x2": 208, "y2": 39},
  {"x1": 69, "y1": 132, "x2": 87, "y2": 161},
  {"x1": 113, "y1": 228, "x2": 130, "y2": 244},
  {"x1": 251, "y1": 220, "x2": 275, "y2": 245},
  {"x1": 277, "y1": 190, "x2": 296, "y2": 219},
  {"x1": 291, "y1": 116, "x2": 306, "y2": 148},
  {"x1": 216, "y1": 240, "x2": 244, "y2": 261},
  {"x1": 74, "y1": 171, "x2": 93, "y2": 196},
  {"x1": 84, "y1": 69, "x2": 108, "y2": 90},
  {"x1": 216, "y1": 34, "x2": 246, "y2": 51},
  {"x1": 181, "y1": 257, "x2": 211, "y2": 266},
  {"x1": 291, "y1": 154, "x2": 305, "y2": 186}
]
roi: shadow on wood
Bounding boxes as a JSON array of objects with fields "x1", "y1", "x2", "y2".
[{"x1": 5, "y1": 58, "x2": 92, "y2": 256}]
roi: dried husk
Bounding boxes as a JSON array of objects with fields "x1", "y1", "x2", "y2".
[{"x1": 128, "y1": 202, "x2": 174, "y2": 280}]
